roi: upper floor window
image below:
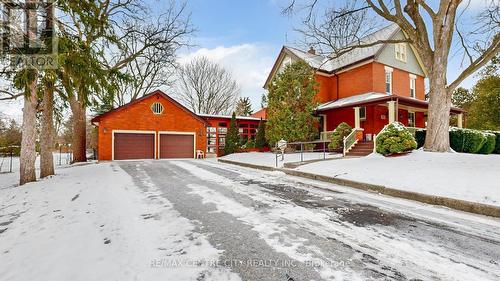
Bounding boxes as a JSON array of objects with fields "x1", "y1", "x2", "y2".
[
  {"x1": 410, "y1": 75, "x2": 416, "y2": 98},
  {"x1": 395, "y1": 43, "x2": 407, "y2": 62},
  {"x1": 385, "y1": 67, "x2": 393, "y2": 94}
]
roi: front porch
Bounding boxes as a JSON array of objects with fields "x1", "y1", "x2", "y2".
[{"x1": 317, "y1": 94, "x2": 465, "y2": 141}]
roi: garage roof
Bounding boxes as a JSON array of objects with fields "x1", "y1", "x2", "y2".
[{"x1": 91, "y1": 90, "x2": 209, "y2": 126}]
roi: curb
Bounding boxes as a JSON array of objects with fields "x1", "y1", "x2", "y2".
[{"x1": 218, "y1": 159, "x2": 500, "y2": 218}]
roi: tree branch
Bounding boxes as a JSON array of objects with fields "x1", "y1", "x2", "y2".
[{"x1": 447, "y1": 33, "x2": 500, "y2": 92}]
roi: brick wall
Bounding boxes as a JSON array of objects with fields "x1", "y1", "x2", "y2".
[{"x1": 96, "y1": 93, "x2": 206, "y2": 160}]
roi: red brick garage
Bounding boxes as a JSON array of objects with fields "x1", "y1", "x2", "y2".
[{"x1": 91, "y1": 90, "x2": 208, "y2": 161}]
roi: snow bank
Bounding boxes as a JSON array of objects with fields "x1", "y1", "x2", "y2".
[
  {"x1": 296, "y1": 150, "x2": 500, "y2": 207},
  {"x1": 0, "y1": 162, "x2": 239, "y2": 281}
]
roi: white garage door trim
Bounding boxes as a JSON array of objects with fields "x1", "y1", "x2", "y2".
[
  {"x1": 158, "y1": 131, "x2": 196, "y2": 159},
  {"x1": 112, "y1": 130, "x2": 157, "y2": 161}
]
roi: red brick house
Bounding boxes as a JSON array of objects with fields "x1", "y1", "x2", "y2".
[
  {"x1": 91, "y1": 90, "x2": 261, "y2": 160},
  {"x1": 265, "y1": 24, "x2": 464, "y2": 151}
]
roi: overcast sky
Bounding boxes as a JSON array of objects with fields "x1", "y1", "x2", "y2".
[{"x1": 0, "y1": 0, "x2": 494, "y2": 121}]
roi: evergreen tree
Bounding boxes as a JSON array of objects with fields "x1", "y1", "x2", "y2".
[
  {"x1": 467, "y1": 75, "x2": 500, "y2": 131},
  {"x1": 260, "y1": 93, "x2": 268, "y2": 108},
  {"x1": 255, "y1": 119, "x2": 267, "y2": 149},
  {"x1": 266, "y1": 61, "x2": 319, "y2": 146},
  {"x1": 224, "y1": 112, "x2": 240, "y2": 155},
  {"x1": 235, "y1": 97, "x2": 253, "y2": 116}
]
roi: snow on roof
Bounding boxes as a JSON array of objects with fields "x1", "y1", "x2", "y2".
[
  {"x1": 286, "y1": 24, "x2": 399, "y2": 73},
  {"x1": 317, "y1": 92, "x2": 391, "y2": 111},
  {"x1": 197, "y1": 113, "x2": 263, "y2": 121}
]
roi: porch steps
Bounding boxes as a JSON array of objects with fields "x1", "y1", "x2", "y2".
[{"x1": 346, "y1": 141, "x2": 374, "y2": 157}]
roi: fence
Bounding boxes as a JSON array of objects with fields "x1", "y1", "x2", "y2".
[
  {"x1": 275, "y1": 140, "x2": 332, "y2": 167},
  {"x1": 0, "y1": 146, "x2": 17, "y2": 173}
]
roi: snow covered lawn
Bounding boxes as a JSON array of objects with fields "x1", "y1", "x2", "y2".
[
  {"x1": 221, "y1": 151, "x2": 342, "y2": 168},
  {"x1": 296, "y1": 150, "x2": 500, "y2": 207},
  {"x1": 0, "y1": 162, "x2": 238, "y2": 281}
]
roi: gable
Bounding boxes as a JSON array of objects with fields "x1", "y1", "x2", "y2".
[
  {"x1": 263, "y1": 48, "x2": 300, "y2": 89},
  {"x1": 375, "y1": 30, "x2": 426, "y2": 77},
  {"x1": 92, "y1": 90, "x2": 208, "y2": 126}
]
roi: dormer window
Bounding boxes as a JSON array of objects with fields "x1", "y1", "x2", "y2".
[
  {"x1": 395, "y1": 43, "x2": 407, "y2": 62},
  {"x1": 151, "y1": 102, "x2": 164, "y2": 115}
]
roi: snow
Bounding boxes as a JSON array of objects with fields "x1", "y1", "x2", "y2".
[
  {"x1": 296, "y1": 149, "x2": 500, "y2": 207},
  {"x1": 316, "y1": 92, "x2": 390, "y2": 111},
  {"x1": 0, "y1": 162, "x2": 240, "y2": 281},
  {"x1": 221, "y1": 151, "x2": 342, "y2": 168},
  {"x1": 172, "y1": 160, "x2": 500, "y2": 280}
]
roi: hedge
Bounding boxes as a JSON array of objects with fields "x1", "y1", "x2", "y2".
[
  {"x1": 418, "y1": 127, "x2": 498, "y2": 154},
  {"x1": 496, "y1": 133, "x2": 500, "y2": 154},
  {"x1": 449, "y1": 128, "x2": 487, "y2": 153},
  {"x1": 328, "y1": 122, "x2": 352, "y2": 150},
  {"x1": 415, "y1": 129, "x2": 426, "y2": 149},
  {"x1": 488, "y1": 131, "x2": 500, "y2": 154},
  {"x1": 478, "y1": 133, "x2": 496, "y2": 154},
  {"x1": 376, "y1": 122, "x2": 417, "y2": 156}
]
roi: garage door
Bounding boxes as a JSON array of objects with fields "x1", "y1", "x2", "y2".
[
  {"x1": 114, "y1": 133, "x2": 155, "y2": 160},
  {"x1": 159, "y1": 134, "x2": 194, "y2": 158}
]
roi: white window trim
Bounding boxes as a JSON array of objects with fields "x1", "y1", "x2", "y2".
[
  {"x1": 385, "y1": 68, "x2": 393, "y2": 94},
  {"x1": 112, "y1": 130, "x2": 157, "y2": 161},
  {"x1": 359, "y1": 106, "x2": 367, "y2": 120},
  {"x1": 151, "y1": 102, "x2": 164, "y2": 115},
  {"x1": 395, "y1": 43, "x2": 407, "y2": 63},
  {"x1": 409, "y1": 74, "x2": 416, "y2": 98},
  {"x1": 158, "y1": 131, "x2": 196, "y2": 159}
]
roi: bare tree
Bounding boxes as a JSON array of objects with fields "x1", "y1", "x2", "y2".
[
  {"x1": 285, "y1": 0, "x2": 500, "y2": 152},
  {"x1": 111, "y1": 3, "x2": 194, "y2": 106},
  {"x1": 58, "y1": 0, "x2": 193, "y2": 162},
  {"x1": 176, "y1": 56, "x2": 240, "y2": 115}
]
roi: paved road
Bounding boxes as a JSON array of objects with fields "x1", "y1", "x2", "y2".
[{"x1": 118, "y1": 160, "x2": 500, "y2": 281}]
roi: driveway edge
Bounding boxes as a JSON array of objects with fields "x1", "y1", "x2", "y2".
[{"x1": 218, "y1": 159, "x2": 500, "y2": 218}]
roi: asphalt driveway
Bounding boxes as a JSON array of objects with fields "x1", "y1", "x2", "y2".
[{"x1": 118, "y1": 159, "x2": 500, "y2": 281}]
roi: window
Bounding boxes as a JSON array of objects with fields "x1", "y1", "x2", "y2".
[
  {"x1": 385, "y1": 71, "x2": 392, "y2": 94},
  {"x1": 217, "y1": 122, "x2": 227, "y2": 134},
  {"x1": 359, "y1": 107, "x2": 366, "y2": 120},
  {"x1": 395, "y1": 43, "x2": 407, "y2": 62},
  {"x1": 410, "y1": 76, "x2": 416, "y2": 98},
  {"x1": 151, "y1": 102, "x2": 164, "y2": 114},
  {"x1": 408, "y1": 112, "x2": 415, "y2": 127}
]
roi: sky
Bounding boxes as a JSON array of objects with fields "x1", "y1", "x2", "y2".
[{"x1": 0, "y1": 0, "x2": 494, "y2": 120}]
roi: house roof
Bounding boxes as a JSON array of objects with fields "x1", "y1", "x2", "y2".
[
  {"x1": 197, "y1": 113, "x2": 263, "y2": 121},
  {"x1": 287, "y1": 24, "x2": 400, "y2": 73},
  {"x1": 316, "y1": 92, "x2": 465, "y2": 114},
  {"x1": 250, "y1": 108, "x2": 267, "y2": 119},
  {"x1": 91, "y1": 90, "x2": 209, "y2": 125},
  {"x1": 264, "y1": 24, "x2": 401, "y2": 88}
]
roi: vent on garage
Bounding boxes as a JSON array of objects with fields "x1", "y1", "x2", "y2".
[{"x1": 151, "y1": 102, "x2": 164, "y2": 115}]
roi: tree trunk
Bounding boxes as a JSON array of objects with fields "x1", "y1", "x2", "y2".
[
  {"x1": 20, "y1": 77, "x2": 38, "y2": 185},
  {"x1": 40, "y1": 86, "x2": 55, "y2": 178},
  {"x1": 424, "y1": 70, "x2": 452, "y2": 152},
  {"x1": 69, "y1": 94, "x2": 87, "y2": 163}
]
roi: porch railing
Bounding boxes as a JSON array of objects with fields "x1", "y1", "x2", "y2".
[{"x1": 343, "y1": 128, "x2": 361, "y2": 156}]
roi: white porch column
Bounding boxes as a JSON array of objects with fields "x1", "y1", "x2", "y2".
[
  {"x1": 387, "y1": 101, "x2": 396, "y2": 123},
  {"x1": 457, "y1": 113, "x2": 463, "y2": 128},
  {"x1": 354, "y1": 107, "x2": 361, "y2": 129}
]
